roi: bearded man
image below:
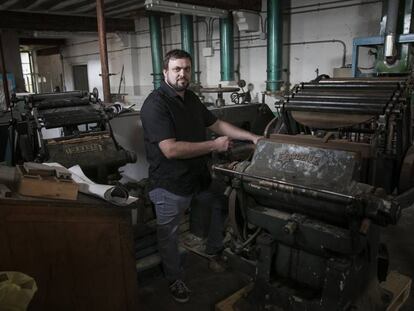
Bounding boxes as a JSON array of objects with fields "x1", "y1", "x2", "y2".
[{"x1": 141, "y1": 49, "x2": 260, "y2": 303}]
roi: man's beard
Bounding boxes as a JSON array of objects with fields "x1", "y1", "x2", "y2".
[{"x1": 168, "y1": 78, "x2": 189, "y2": 92}]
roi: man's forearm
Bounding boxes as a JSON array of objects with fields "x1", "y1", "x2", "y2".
[
  {"x1": 166, "y1": 140, "x2": 215, "y2": 159},
  {"x1": 209, "y1": 120, "x2": 258, "y2": 142}
]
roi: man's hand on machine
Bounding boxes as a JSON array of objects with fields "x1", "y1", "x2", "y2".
[{"x1": 213, "y1": 136, "x2": 232, "y2": 152}]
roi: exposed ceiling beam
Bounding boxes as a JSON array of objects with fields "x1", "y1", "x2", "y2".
[
  {"x1": 4, "y1": 0, "x2": 37, "y2": 9},
  {"x1": 174, "y1": 0, "x2": 261, "y2": 11},
  {"x1": 105, "y1": 0, "x2": 142, "y2": 13},
  {"x1": 36, "y1": 46, "x2": 61, "y2": 56},
  {"x1": 26, "y1": 0, "x2": 52, "y2": 10},
  {"x1": 70, "y1": 0, "x2": 118, "y2": 14},
  {"x1": 20, "y1": 37, "x2": 66, "y2": 45},
  {"x1": 0, "y1": 11, "x2": 135, "y2": 32},
  {"x1": 106, "y1": 3, "x2": 145, "y2": 17},
  {"x1": 0, "y1": 0, "x2": 19, "y2": 9},
  {"x1": 48, "y1": 0, "x2": 91, "y2": 11}
]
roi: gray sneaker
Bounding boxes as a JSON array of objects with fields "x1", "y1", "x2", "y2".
[{"x1": 169, "y1": 279, "x2": 190, "y2": 303}]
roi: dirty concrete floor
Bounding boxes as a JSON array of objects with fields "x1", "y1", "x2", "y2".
[
  {"x1": 137, "y1": 207, "x2": 414, "y2": 311},
  {"x1": 137, "y1": 252, "x2": 250, "y2": 311}
]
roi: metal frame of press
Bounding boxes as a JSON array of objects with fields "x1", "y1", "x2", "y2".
[{"x1": 352, "y1": 33, "x2": 414, "y2": 77}]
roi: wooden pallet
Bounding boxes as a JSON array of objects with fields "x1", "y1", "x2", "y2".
[
  {"x1": 215, "y1": 283, "x2": 253, "y2": 311},
  {"x1": 215, "y1": 271, "x2": 411, "y2": 311},
  {"x1": 383, "y1": 271, "x2": 412, "y2": 311}
]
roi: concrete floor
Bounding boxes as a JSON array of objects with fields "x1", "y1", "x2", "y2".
[
  {"x1": 137, "y1": 207, "x2": 414, "y2": 311},
  {"x1": 137, "y1": 253, "x2": 250, "y2": 311}
]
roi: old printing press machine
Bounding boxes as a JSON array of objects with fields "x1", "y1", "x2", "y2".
[
  {"x1": 213, "y1": 76, "x2": 414, "y2": 310},
  {"x1": 0, "y1": 90, "x2": 135, "y2": 183}
]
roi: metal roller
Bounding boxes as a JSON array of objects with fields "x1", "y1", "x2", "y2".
[
  {"x1": 289, "y1": 94, "x2": 391, "y2": 103},
  {"x1": 36, "y1": 97, "x2": 91, "y2": 110},
  {"x1": 29, "y1": 91, "x2": 88, "y2": 102},
  {"x1": 296, "y1": 89, "x2": 397, "y2": 96},
  {"x1": 300, "y1": 83, "x2": 400, "y2": 90}
]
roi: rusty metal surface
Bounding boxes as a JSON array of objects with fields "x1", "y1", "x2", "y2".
[
  {"x1": 268, "y1": 133, "x2": 375, "y2": 158},
  {"x1": 46, "y1": 132, "x2": 135, "y2": 183},
  {"x1": 291, "y1": 111, "x2": 375, "y2": 129},
  {"x1": 244, "y1": 139, "x2": 359, "y2": 194}
]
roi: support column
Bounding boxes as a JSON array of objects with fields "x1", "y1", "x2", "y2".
[
  {"x1": 0, "y1": 31, "x2": 10, "y2": 108},
  {"x1": 180, "y1": 14, "x2": 195, "y2": 81},
  {"x1": 96, "y1": 0, "x2": 111, "y2": 103},
  {"x1": 267, "y1": 0, "x2": 283, "y2": 93},
  {"x1": 220, "y1": 13, "x2": 234, "y2": 82},
  {"x1": 149, "y1": 14, "x2": 163, "y2": 89}
]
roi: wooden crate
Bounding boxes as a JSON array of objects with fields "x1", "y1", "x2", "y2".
[{"x1": 17, "y1": 165, "x2": 78, "y2": 200}]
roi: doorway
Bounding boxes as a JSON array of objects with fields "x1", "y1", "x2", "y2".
[{"x1": 73, "y1": 65, "x2": 89, "y2": 91}]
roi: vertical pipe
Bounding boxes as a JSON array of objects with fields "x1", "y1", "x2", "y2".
[
  {"x1": 181, "y1": 14, "x2": 195, "y2": 81},
  {"x1": 193, "y1": 17, "x2": 201, "y2": 87},
  {"x1": 96, "y1": 0, "x2": 111, "y2": 103},
  {"x1": 0, "y1": 31, "x2": 10, "y2": 108},
  {"x1": 149, "y1": 14, "x2": 163, "y2": 89},
  {"x1": 267, "y1": 0, "x2": 283, "y2": 92},
  {"x1": 220, "y1": 13, "x2": 234, "y2": 81},
  {"x1": 384, "y1": 0, "x2": 400, "y2": 62}
]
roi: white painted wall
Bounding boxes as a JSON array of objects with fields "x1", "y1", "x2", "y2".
[{"x1": 59, "y1": 0, "x2": 382, "y2": 108}]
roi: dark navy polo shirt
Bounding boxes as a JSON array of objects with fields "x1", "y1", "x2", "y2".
[{"x1": 140, "y1": 80, "x2": 217, "y2": 195}]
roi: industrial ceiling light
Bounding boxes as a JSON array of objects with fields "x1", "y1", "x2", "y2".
[{"x1": 144, "y1": 0, "x2": 228, "y2": 18}]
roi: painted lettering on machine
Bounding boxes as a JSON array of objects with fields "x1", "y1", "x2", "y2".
[{"x1": 65, "y1": 143, "x2": 103, "y2": 155}]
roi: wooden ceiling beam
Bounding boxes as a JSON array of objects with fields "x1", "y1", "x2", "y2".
[
  {"x1": 19, "y1": 37, "x2": 66, "y2": 45},
  {"x1": 177, "y1": 0, "x2": 261, "y2": 12},
  {"x1": 0, "y1": 10, "x2": 135, "y2": 32}
]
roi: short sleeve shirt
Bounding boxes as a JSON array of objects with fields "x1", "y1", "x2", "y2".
[{"x1": 140, "y1": 80, "x2": 217, "y2": 195}]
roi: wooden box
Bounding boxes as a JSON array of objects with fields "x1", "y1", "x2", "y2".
[{"x1": 17, "y1": 165, "x2": 78, "y2": 200}]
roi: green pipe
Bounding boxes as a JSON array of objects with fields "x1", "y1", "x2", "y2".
[
  {"x1": 149, "y1": 14, "x2": 163, "y2": 89},
  {"x1": 267, "y1": 0, "x2": 283, "y2": 92},
  {"x1": 220, "y1": 13, "x2": 234, "y2": 81},
  {"x1": 180, "y1": 14, "x2": 195, "y2": 81}
]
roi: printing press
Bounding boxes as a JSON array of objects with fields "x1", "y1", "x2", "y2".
[
  {"x1": 0, "y1": 90, "x2": 135, "y2": 183},
  {"x1": 213, "y1": 76, "x2": 414, "y2": 310}
]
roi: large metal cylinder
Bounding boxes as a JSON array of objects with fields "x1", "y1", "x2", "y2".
[
  {"x1": 266, "y1": 0, "x2": 283, "y2": 92},
  {"x1": 220, "y1": 13, "x2": 234, "y2": 81},
  {"x1": 384, "y1": 0, "x2": 399, "y2": 62},
  {"x1": 180, "y1": 14, "x2": 195, "y2": 81}
]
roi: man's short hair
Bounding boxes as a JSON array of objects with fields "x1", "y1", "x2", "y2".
[{"x1": 163, "y1": 49, "x2": 192, "y2": 70}]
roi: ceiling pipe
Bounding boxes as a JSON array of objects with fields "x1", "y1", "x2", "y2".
[
  {"x1": 220, "y1": 12, "x2": 234, "y2": 82},
  {"x1": 96, "y1": 0, "x2": 111, "y2": 103},
  {"x1": 266, "y1": 0, "x2": 283, "y2": 93},
  {"x1": 149, "y1": 14, "x2": 163, "y2": 89}
]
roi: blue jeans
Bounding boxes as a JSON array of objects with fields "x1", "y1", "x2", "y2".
[{"x1": 149, "y1": 187, "x2": 226, "y2": 282}]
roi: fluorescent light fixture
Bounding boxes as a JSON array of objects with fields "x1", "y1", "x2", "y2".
[{"x1": 145, "y1": 0, "x2": 228, "y2": 18}]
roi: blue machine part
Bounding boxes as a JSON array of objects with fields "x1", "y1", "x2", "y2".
[{"x1": 351, "y1": 34, "x2": 414, "y2": 77}]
